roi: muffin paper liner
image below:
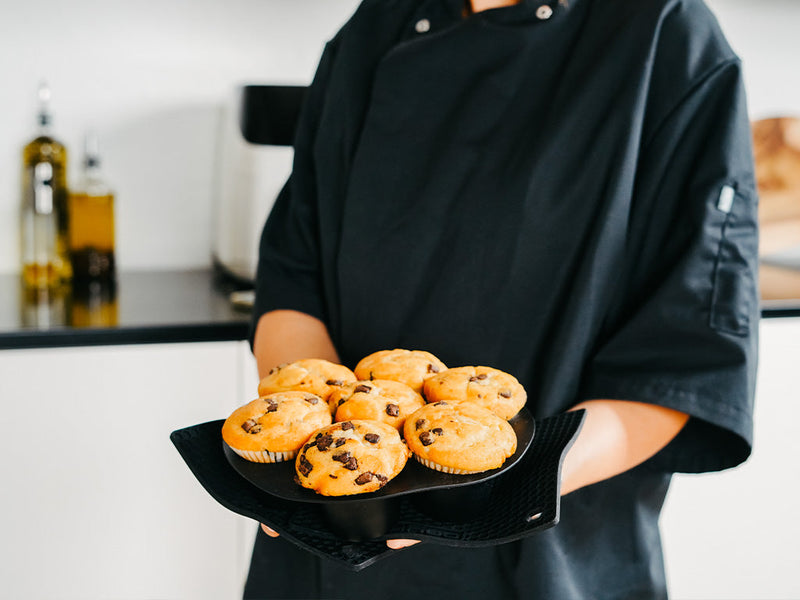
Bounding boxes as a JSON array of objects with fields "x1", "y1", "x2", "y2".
[
  {"x1": 171, "y1": 410, "x2": 584, "y2": 572},
  {"x1": 412, "y1": 454, "x2": 485, "y2": 475},
  {"x1": 228, "y1": 446, "x2": 296, "y2": 463}
]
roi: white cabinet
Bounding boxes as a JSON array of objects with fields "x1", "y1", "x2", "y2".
[
  {"x1": 661, "y1": 318, "x2": 800, "y2": 599},
  {"x1": 0, "y1": 341, "x2": 260, "y2": 600},
  {"x1": 1, "y1": 323, "x2": 797, "y2": 599}
]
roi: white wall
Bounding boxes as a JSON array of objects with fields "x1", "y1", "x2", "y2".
[
  {"x1": 0, "y1": 0, "x2": 798, "y2": 277},
  {"x1": 0, "y1": 0, "x2": 361, "y2": 275},
  {"x1": 706, "y1": 0, "x2": 800, "y2": 120}
]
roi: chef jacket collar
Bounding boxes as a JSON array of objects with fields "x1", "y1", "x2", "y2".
[
  {"x1": 405, "y1": 0, "x2": 571, "y2": 41},
  {"x1": 436, "y1": 0, "x2": 573, "y2": 23}
]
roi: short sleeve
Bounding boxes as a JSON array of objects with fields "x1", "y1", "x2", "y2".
[
  {"x1": 248, "y1": 40, "x2": 340, "y2": 348},
  {"x1": 579, "y1": 58, "x2": 759, "y2": 474}
]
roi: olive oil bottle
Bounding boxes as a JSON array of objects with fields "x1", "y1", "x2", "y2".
[
  {"x1": 20, "y1": 82, "x2": 71, "y2": 287},
  {"x1": 68, "y1": 133, "x2": 116, "y2": 283}
]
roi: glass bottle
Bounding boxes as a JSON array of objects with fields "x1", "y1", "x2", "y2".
[
  {"x1": 68, "y1": 132, "x2": 116, "y2": 283},
  {"x1": 20, "y1": 82, "x2": 71, "y2": 287}
]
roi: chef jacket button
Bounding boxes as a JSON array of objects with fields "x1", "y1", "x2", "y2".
[
  {"x1": 536, "y1": 4, "x2": 553, "y2": 19},
  {"x1": 415, "y1": 18, "x2": 431, "y2": 33}
]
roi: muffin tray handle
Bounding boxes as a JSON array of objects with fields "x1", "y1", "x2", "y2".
[{"x1": 170, "y1": 410, "x2": 585, "y2": 571}]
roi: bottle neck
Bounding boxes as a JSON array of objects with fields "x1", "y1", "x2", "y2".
[
  {"x1": 84, "y1": 158, "x2": 101, "y2": 174},
  {"x1": 36, "y1": 112, "x2": 54, "y2": 139},
  {"x1": 82, "y1": 134, "x2": 104, "y2": 183},
  {"x1": 79, "y1": 162, "x2": 111, "y2": 196},
  {"x1": 36, "y1": 81, "x2": 54, "y2": 133}
]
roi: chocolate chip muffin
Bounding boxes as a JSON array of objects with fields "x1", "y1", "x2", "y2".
[
  {"x1": 328, "y1": 379, "x2": 426, "y2": 431},
  {"x1": 222, "y1": 392, "x2": 332, "y2": 463},
  {"x1": 295, "y1": 420, "x2": 409, "y2": 496},
  {"x1": 257, "y1": 358, "x2": 357, "y2": 404},
  {"x1": 404, "y1": 401, "x2": 517, "y2": 474},
  {"x1": 354, "y1": 349, "x2": 447, "y2": 394},
  {"x1": 422, "y1": 366, "x2": 527, "y2": 420}
]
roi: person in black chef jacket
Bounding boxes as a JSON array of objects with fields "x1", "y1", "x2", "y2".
[{"x1": 244, "y1": 0, "x2": 759, "y2": 598}]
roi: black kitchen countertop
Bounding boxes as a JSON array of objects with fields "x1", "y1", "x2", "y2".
[
  {"x1": 0, "y1": 270, "x2": 252, "y2": 350},
  {"x1": 0, "y1": 268, "x2": 796, "y2": 351}
]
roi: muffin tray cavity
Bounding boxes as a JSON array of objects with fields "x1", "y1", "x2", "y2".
[{"x1": 170, "y1": 409, "x2": 584, "y2": 571}]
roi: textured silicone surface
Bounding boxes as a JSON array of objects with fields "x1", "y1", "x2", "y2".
[{"x1": 170, "y1": 410, "x2": 584, "y2": 571}]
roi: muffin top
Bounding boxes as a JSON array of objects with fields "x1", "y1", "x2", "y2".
[
  {"x1": 422, "y1": 366, "x2": 526, "y2": 420},
  {"x1": 222, "y1": 392, "x2": 332, "y2": 453},
  {"x1": 403, "y1": 401, "x2": 517, "y2": 473},
  {"x1": 329, "y1": 379, "x2": 426, "y2": 431},
  {"x1": 295, "y1": 420, "x2": 410, "y2": 496},
  {"x1": 257, "y1": 358, "x2": 356, "y2": 403},
  {"x1": 354, "y1": 349, "x2": 447, "y2": 394}
]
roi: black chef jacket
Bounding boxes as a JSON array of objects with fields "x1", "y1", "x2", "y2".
[{"x1": 247, "y1": 0, "x2": 759, "y2": 597}]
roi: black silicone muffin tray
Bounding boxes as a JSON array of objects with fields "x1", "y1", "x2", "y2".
[
  {"x1": 170, "y1": 409, "x2": 584, "y2": 571},
  {"x1": 222, "y1": 409, "x2": 535, "y2": 540}
]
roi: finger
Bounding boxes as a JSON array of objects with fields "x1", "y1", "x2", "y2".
[
  {"x1": 260, "y1": 524, "x2": 280, "y2": 538},
  {"x1": 386, "y1": 538, "x2": 420, "y2": 550}
]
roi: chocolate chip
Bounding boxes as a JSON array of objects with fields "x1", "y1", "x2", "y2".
[
  {"x1": 385, "y1": 403, "x2": 400, "y2": 417},
  {"x1": 432, "y1": 428, "x2": 444, "y2": 436},
  {"x1": 315, "y1": 432, "x2": 323, "y2": 440},
  {"x1": 298, "y1": 456, "x2": 313, "y2": 476},
  {"x1": 499, "y1": 389, "x2": 512, "y2": 398},
  {"x1": 427, "y1": 363, "x2": 441, "y2": 374},
  {"x1": 241, "y1": 419, "x2": 262, "y2": 434},
  {"x1": 354, "y1": 384, "x2": 372, "y2": 394},
  {"x1": 266, "y1": 400, "x2": 279, "y2": 413},
  {"x1": 304, "y1": 395, "x2": 319, "y2": 404},
  {"x1": 334, "y1": 438, "x2": 346, "y2": 448},
  {"x1": 340, "y1": 421, "x2": 354, "y2": 431},
  {"x1": 477, "y1": 373, "x2": 488, "y2": 380},
  {"x1": 415, "y1": 419, "x2": 426, "y2": 430},
  {"x1": 355, "y1": 472, "x2": 374, "y2": 485},
  {"x1": 420, "y1": 432, "x2": 434, "y2": 446},
  {"x1": 315, "y1": 433, "x2": 333, "y2": 451},
  {"x1": 332, "y1": 451, "x2": 351, "y2": 463},
  {"x1": 326, "y1": 379, "x2": 344, "y2": 386},
  {"x1": 329, "y1": 474, "x2": 338, "y2": 479},
  {"x1": 303, "y1": 442, "x2": 315, "y2": 451},
  {"x1": 375, "y1": 474, "x2": 389, "y2": 483},
  {"x1": 469, "y1": 376, "x2": 479, "y2": 382},
  {"x1": 344, "y1": 457, "x2": 359, "y2": 470},
  {"x1": 364, "y1": 433, "x2": 380, "y2": 444},
  {"x1": 268, "y1": 367, "x2": 276, "y2": 375}
]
